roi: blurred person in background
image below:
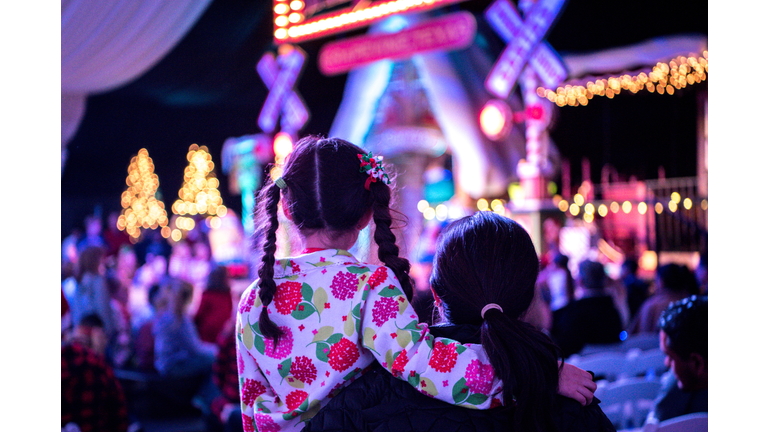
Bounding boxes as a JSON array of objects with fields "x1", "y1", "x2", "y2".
[
  {"x1": 129, "y1": 252, "x2": 167, "y2": 330},
  {"x1": 539, "y1": 253, "x2": 575, "y2": 314},
  {"x1": 114, "y1": 245, "x2": 138, "y2": 300},
  {"x1": 194, "y1": 265, "x2": 233, "y2": 344},
  {"x1": 132, "y1": 284, "x2": 162, "y2": 372},
  {"x1": 646, "y1": 295, "x2": 707, "y2": 424},
  {"x1": 104, "y1": 211, "x2": 132, "y2": 258},
  {"x1": 629, "y1": 264, "x2": 696, "y2": 335},
  {"x1": 153, "y1": 277, "x2": 219, "y2": 412},
  {"x1": 190, "y1": 239, "x2": 213, "y2": 287},
  {"x1": 106, "y1": 276, "x2": 133, "y2": 369},
  {"x1": 189, "y1": 239, "x2": 214, "y2": 313},
  {"x1": 168, "y1": 240, "x2": 193, "y2": 282},
  {"x1": 621, "y1": 257, "x2": 650, "y2": 322},
  {"x1": 77, "y1": 214, "x2": 107, "y2": 253},
  {"x1": 550, "y1": 260, "x2": 623, "y2": 357},
  {"x1": 62, "y1": 230, "x2": 81, "y2": 305},
  {"x1": 62, "y1": 314, "x2": 130, "y2": 432},
  {"x1": 70, "y1": 246, "x2": 116, "y2": 346}
]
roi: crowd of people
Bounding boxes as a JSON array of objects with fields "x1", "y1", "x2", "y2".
[
  {"x1": 61, "y1": 211, "x2": 242, "y2": 432},
  {"x1": 61, "y1": 137, "x2": 708, "y2": 432}
]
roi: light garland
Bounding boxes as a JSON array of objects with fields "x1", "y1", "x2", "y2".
[
  {"x1": 537, "y1": 51, "x2": 708, "y2": 107},
  {"x1": 552, "y1": 193, "x2": 708, "y2": 223}
]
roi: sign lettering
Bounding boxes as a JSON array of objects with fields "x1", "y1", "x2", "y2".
[{"x1": 318, "y1": 12, "x2": 477, "y2": 76}]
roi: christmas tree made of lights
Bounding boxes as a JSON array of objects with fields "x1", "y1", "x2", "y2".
[
  {"x1": 117, "y1": 149, "x2": 169, "y2": 240},
  {"x1": 171, "y1": 144, "x2": 227, "y2": 240}
]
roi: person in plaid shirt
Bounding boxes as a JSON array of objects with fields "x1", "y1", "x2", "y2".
[{"x1": 61, "y1": 314, "x2": 129, "y2": 432}]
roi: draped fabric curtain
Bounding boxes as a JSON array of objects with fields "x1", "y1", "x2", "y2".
[{"x1": 61, "y1": 0, "x2": 213, "y2": 171}]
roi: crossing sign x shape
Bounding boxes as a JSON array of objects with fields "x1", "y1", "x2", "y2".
[
  {"x1": 257, "y1": 46, "x2": 309, "y2": 134},
  {"x1": 485, "y1": 0, "x2": 567, "y2": 99}
]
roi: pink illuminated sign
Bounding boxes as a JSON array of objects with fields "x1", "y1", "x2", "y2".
[{"x1": 318, "y1": 11, "x2": 476, "y2": 76}]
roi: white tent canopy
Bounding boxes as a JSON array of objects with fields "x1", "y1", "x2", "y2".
[{"x1": 61, "y1": 0, "x2": 212, "y2": 171}]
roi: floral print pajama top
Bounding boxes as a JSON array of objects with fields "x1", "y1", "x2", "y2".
[{"x1": 236, "y1": 249, "x2": 504, "y2": 432}]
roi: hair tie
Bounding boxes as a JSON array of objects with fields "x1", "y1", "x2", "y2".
[
  {"x1": 274, "y1": 177, "x2": 287, "y2": 190},
  {"x1": 357, "y1": 152, "x2": 391, "y2": 190},
  {"x1": 481, "y1": 303, "x2": 503, "y2": 319}
]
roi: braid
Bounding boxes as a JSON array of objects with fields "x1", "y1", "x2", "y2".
[
  {"x1": 370, "y1": 184, "x2": 414, "y2": 301},
  {"x1": 257, "y1": 183, "x2": 283, "y2": 343}
]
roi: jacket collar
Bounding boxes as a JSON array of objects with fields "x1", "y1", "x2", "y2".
[{"x1": 274, "y1": 249, "x2": 361, "y2": 278}]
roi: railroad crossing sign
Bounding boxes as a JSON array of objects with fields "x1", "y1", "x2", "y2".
[
  {"x1": 257, "y1": 45, "x2": 310, "y2": 134},
  {"x1": 484, "y1": 0, "x2": 568, "y2": 99}
]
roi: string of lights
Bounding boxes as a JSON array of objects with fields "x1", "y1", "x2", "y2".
[
  {"x1": 552, "y1": 192, "x2": 707, "y2": 224},
  {"x1": 416, "y1": 192, "x2": 707, "y2": 222},
  {"x1": 537, "y1": 51, "x2": 708, "y2": 107}
]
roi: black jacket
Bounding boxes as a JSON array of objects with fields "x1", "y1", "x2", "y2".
[{"x1": 303, "y1": 324, "x2": 616, "y2": 432}]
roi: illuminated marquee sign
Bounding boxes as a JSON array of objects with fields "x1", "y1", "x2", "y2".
[
  {"x1": 273, "y1": 0, "x2": 468, "y2": 43},
  {"x1": 318, "y1": 11, "x2": 476, "y2": 76}
]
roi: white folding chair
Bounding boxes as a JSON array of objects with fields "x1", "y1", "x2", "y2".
[
  {"x1": 594, "y1": 377, "x2": 662, "y2": 430},
  {"x1": 643, "y1": 412, "x2": 708, "y2": 432},
  {"x1": 580, "y1": 333, "x2": 661, "y2": 356},
  {"x1": 580, "y1": 342, "x2": 624, "y2": 355},
  {"x1": 568, "y1": 351, "x2": 628, "y2": 382},
  {"x1": 623, "y1": 348, "x2": 668, "y2": 379}
]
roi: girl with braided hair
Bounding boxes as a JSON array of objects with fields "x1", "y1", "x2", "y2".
[{"x1": 236, "y1": 136, "x2": 595, "y2": 432}]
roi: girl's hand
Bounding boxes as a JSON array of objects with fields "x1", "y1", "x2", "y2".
[{"x1": 558, "y1": 362, "x2": 597, "y2": 406}]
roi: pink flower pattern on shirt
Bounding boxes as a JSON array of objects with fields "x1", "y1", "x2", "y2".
[
  {"x1": 253, "y1": 413, "x2": 280, "y2": 432},
  {"x1": 465, "y1": 359, "x2": 494, "y2": 395},
  {"x1": 371, "y1": 297, "x2": 398, "y2": 327},
  {"x1": 290, "y1": 355, "x2": 317, "y2": 384},
  {"x1": 236, "y1": 249, "x2": 504, "y2": 432},
  {"x1": 274, "y1": 281, "x2": 303, "y2": 315},
  {"x1": 330, "y1": 270, "x2": 358, "y2": 300}
]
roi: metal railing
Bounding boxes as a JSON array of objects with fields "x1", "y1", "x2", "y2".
[{"x1": 644, "y1": 177, "x2": 707, "y2": 253}]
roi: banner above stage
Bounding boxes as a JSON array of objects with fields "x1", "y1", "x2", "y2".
[{"x1": 318, "y1": 11, "x2": 476, "y2": 76}]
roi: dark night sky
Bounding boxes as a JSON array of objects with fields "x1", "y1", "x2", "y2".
[{"x1": 60, "y1": 0, "x2": 707, "y2": 237}]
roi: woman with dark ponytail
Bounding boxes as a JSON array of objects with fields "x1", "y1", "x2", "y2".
[{"x1": 305, "y1": 211, "x2": 611, "y2": 432}]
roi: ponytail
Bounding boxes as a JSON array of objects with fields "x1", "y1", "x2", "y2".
[
  {"x1": 370, "y1": 183, "x2": 414, "y2": 301},
  {"x1": 256, "y1": 182, "x2": 284, "y2": 343},
  {"x1": 481, "y1": 312, "x2": 561, "y2": 432},
  {"x1": 431, "y1": 212, "x2": 564, "y2": 432}
]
